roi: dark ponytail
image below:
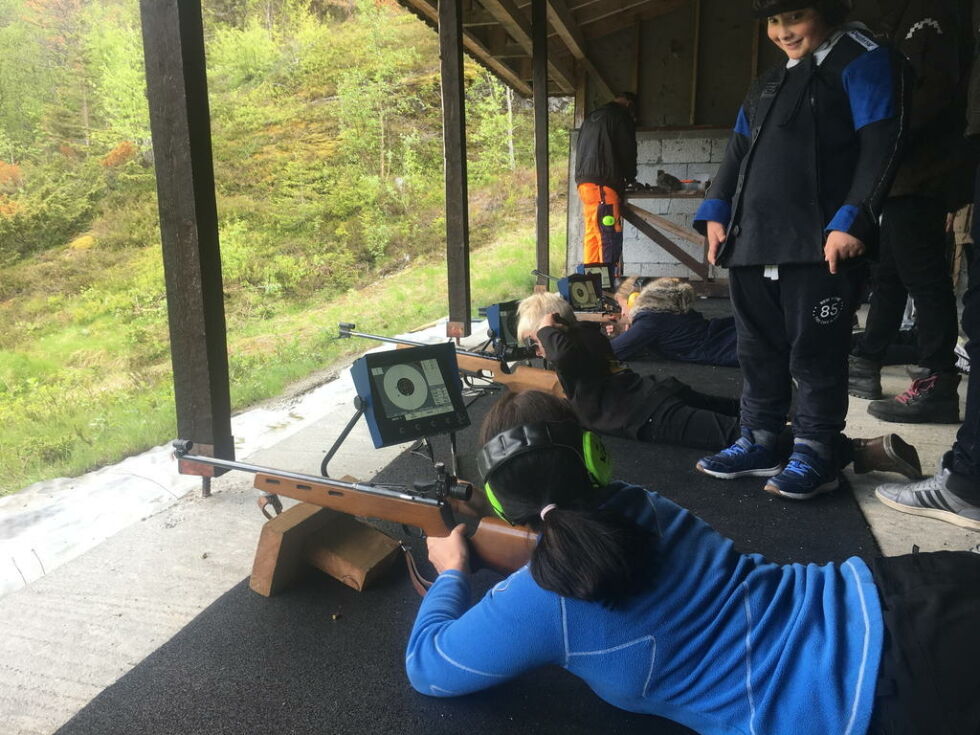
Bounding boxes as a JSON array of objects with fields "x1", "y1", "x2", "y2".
[
  {"x1": 480, "y1": 390, "x2": 659, "y2": 606},
  {"x1": 532, "y1": 506, "x2": 656, "y2": 607}
]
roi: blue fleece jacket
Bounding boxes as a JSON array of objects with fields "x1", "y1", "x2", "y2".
[{"x1": 406, "y1": 484, "x2": 883, "y2": 735}]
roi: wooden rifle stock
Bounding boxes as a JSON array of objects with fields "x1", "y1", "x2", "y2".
[
  {"x1": 254, "y1": 472, "x2": 453, "y2": 537},
  {"x1": 450, "y1": 352, "x2": 565, "y2": 397},
  {"x1": 253, "y1": 471, "x2": 536, "y2": 575}
]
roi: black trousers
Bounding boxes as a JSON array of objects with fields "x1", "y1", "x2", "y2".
[
  {"x1": 869, "y1": 551, "x2": 980, "y2": 735},
  {"x1": 948, "y1": 164, "x2": 980, "y2": 503},
  {"x1": 730, "y1": 262, "x2": 866, "y2": 445},
  {"x1": 637, "y1": 380, "x2": 740, "y2": 450},
  {"x1": 854, "y1": 195, "x2": 958, "y2": 372}
]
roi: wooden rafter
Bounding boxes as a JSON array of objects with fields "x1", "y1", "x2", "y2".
[
  {"x1": 478, "y1": 0, "x2": 577, "y2": 93},
  {"x1": 401, "y1": 0, "x2": 533, "y2": 95},
  {"x1": 545, "y1": 0, "x2": 613, "y2": 99}
]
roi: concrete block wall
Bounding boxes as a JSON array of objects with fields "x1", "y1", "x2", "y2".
[{"x1": 567, "y1": 128, "x2": 732, "y2": 280}]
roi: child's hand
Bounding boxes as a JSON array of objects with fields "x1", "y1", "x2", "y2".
[
  {"x1": 824, "y1": 231, "x2": 865, "y2": 274},
  {"x1": 538, "y1": 312, "x2": 560, "y2": 330},
  {"x1": 426, "y1": 524, "x2": 470, "y2": 575},
  {"x1": 705, "y1": 221, "x2": 727, "y2": 264}
]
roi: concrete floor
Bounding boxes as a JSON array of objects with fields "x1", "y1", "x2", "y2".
[{"x1": 0, "y1": 318, "x2": 975, "y2": 734}]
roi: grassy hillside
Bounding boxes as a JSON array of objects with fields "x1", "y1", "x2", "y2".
[{"x1": 0, "y1": 0, "x2": 572, "y2": 495}]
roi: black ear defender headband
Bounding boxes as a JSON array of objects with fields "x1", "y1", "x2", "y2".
[{"x1": 476, "y1": 422, "x2": 613, "y2": 524}]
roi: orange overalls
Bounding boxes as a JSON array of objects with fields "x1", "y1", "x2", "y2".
[{"x1": 577, "y1": 183, "x2": 623, "y2": 267}]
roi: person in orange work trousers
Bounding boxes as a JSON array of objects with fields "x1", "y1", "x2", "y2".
[{"x1": 574, "y1": 92, "x2": 638, "y2": 269}]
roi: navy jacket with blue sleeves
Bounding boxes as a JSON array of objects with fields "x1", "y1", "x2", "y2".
[{"x1": 694, "y1": 27, "x2": 908, "y2": 267}]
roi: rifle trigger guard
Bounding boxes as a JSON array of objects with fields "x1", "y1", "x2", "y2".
[{"x1": 257, "y1": 493, "x2": 283, "y2": 520}]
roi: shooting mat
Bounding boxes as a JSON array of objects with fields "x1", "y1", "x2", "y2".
[{"x1": 57, "y1": 316, "x2": 878, "y2": 735}]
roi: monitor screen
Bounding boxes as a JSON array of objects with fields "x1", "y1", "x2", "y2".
[
  {"x1": 560, "y1": 273, "x2": 602, "y2": 311},
  {"x1": 350, "y1": 343, "x2": 470, "y2": 448},
  {"x1": 485, "y1": 300, "x2": 520, "y2": 347},
  {"x1": 578, "y1": 262, "x2": 615, "y2": 291}
]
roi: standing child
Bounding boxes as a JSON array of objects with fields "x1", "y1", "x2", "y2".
[{"x1": 693, "y1": 0, "x2": 908, "y2": 499}]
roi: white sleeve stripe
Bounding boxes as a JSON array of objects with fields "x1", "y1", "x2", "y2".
[
  {"x1": 842, "y1": 560, "x2": 873, "y2": 735},
  {"x1": 560, "y1": 597, "x2": 571, "y2": 666},
  {"x1": 566, "y1": 635, "x2": 656, "y2": 658},
  {"x1": 741, "y1": 582, "x2": 758, "y2": 735},
  {"x1": 433, "y1": 632, "x2": 507, "y2": 679}
]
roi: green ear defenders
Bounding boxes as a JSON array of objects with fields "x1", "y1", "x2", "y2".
[{"x1": 475, "y1": 422, "x2": 613, "y2": 523}]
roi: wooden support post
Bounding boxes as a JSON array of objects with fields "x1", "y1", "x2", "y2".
[
  {"x1": 250, "y1": 503, "x2": 402, "y2": 597},
  {"x1": 440, "y1": 0, "x2": 472, "y2": 339},
  {"x1": 532, "y1": 0, "x2": 550, "y2": 288},
  {"x1": 139, "y1": 0, "x2": 234, "y2": 466}
]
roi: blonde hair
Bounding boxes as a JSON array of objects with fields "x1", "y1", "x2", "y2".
[
  {"x1": 632, "y1": 277, "x2": 695, "y2": 315},
  {"x1": 517, "y1": 292, "x2": 576, "y2": 341},
  {"x1": 614, "y1": 277, "x2": 640, "y2": 304}
]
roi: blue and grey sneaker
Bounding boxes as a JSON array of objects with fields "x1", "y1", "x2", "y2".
[
  {"x1": 696, "y1": 430, "x2": 782, "y2": 479},
  {"x1": 764, "y1": 444, "x2": 839, "y2": 500}
]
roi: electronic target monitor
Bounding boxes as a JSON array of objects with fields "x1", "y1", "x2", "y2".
[
  {"x1": 350, "y1": 342, "x2": 470, "y2": 448},
  {"x1": 576, "y1": 262, "x2": 616, "y2": 291},
  {"x1": 484, "y1": 299, "x2": 521, "y2": 348},
  {"x1": 558, "y1": 273, "x2": 603, "y2": 311}
]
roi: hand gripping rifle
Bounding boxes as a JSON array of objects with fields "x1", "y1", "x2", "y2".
[
  {"x1": 173, "y1": 441, "x2": 536, "y2": 594},
  {"x1": 338, "y1": 323, "x2": 565, "y2": 398}
]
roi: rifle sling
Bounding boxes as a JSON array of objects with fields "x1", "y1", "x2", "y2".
[{"x1": 402, "y1": 545, "x2": 435, "y2": 596}]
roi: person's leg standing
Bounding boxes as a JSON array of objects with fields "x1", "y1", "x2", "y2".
[
  {"x1": 578, "y1": 183, "x2": 603, "y2": 264},
  {"x1": 946, "y1": 167, "x2": 980, "y2": 503},
  {"x1": 853, "y1": 199, "x2": 908, "y2": 364},
  {"x1": 696, "y1": 266, "x2": 788, "y2": 480},
  {"x1": 874, "y1": 165, "x2": 980, "y2": 526},
  {"x1": 765, "y1": 262, "x2": 866, "y2": 499},
  {"x1": 730, "y1": 266, "x2": 794, "y2": 434},
  {"x1": 597, "y1": 187, "x2": 624, "y2": 269},
  {"x1": 868, "y1": 195, "x2": 961, "y2": 422}
]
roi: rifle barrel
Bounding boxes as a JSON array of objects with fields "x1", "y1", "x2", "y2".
[
  {"x1": 340, "y1": 328, "x2": 497, "y2": 362},
  {"x1": 174, "y1": 451, "x2": 441, "y2": 506}
]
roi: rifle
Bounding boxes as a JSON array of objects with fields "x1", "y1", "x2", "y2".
[
  {"x1": 173, "y1": 442, "x2": 537, "y2": 589},
  {"x1": 338, "y1": 323, "x2": 565, "y2": 398}
]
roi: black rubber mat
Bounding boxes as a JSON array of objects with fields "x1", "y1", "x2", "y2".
[{"x1": 57, "y1": 314, "x2": 879, "y2": 735}]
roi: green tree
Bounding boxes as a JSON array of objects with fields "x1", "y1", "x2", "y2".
[
  {"x1": 82, "y1": 1, "x2": 149, "y2": 149},
  {"x1": 0, "y1": 0, "x2": 51, "y2": 159}
]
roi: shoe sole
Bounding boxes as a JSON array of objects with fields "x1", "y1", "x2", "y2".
[
  {"x1": 695, "y1": 462, "x2": 782, "y2": 480},
  {"x1": 848, "y1": 388, "x2": 882, "y2": 400},
  {"x1": 865, "y1": 404, "x2": 961, "y2": 424},
  {"x1": 764, "y1": 477, "x2": 839, "y2": 501},
  {"x1": 875, "y1": 490, "x2": 980, "y2": 531}
]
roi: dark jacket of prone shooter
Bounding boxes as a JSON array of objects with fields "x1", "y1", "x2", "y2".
[
  {"x1": 574, "y1": 102, "x2": 638, "y2": 196},
  {"x1": 695, "y1": 28, "x2": 909, "y2": 267},
  {"x1": 537, "y1": 321, "x2": 687, "y2": 440}
]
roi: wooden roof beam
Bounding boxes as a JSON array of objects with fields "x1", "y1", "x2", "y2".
[
  {"x1": 478, "y1": 0, "x2": 576, "y2": 93},
  {"x1": 575, "y1": 0, "x2": 685, "y2": 28},
  {"x1": 401, "y1": 0, "x2": 533, "y2": 95},
  {"x1": 545, "y1": 0, "x2": 613, "y2": 99}
]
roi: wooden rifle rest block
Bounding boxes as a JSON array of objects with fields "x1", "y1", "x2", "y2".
[{"x1": 250, "y1": 502, "x2": 402, "y2": 597}]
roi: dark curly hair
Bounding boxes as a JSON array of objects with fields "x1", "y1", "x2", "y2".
[{"x1": 479, "y1": 391, "x2": 658, "y2": 606}]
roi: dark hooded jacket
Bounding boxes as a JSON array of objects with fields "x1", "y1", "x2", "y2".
[
  {"x1": 574, "y1": 102, "x2": 637, "y2": 195},
  {"x1": 877, "y1": 0, "x2": 976, "y2": 207}
]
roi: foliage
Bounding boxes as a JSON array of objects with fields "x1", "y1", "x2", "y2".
[{"x1": 0, "y1": 0, "x2": 574, "y2": 495}]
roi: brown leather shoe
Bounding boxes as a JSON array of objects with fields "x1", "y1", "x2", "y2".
[{"x1": 852, "y1": 434, "x2": 922, "y2": 480}]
